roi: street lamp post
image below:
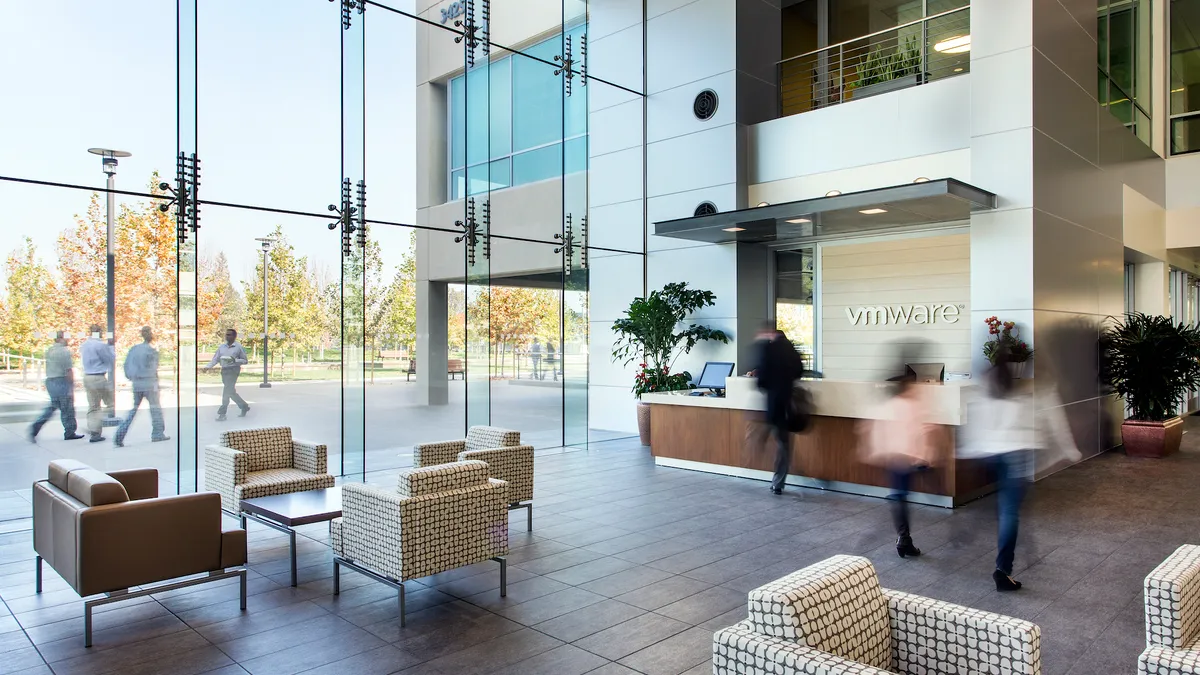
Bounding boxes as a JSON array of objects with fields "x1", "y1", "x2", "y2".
[
  {"x1": 88, "y1": 148, "x2": 131, "y2": 422},
  {"x1": 255, "y1": 238, "x2": 274, "y2": 388}
]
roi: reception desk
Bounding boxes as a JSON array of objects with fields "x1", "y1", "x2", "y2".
[{"x1": 642, "y1": 376, "x2": 991, "y2": 507}]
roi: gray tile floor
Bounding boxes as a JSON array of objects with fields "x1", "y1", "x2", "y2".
[{"x1": 3, "y1": 423, "x2": 1200, "y2": 674}]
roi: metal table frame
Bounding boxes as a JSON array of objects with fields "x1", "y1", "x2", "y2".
[{"x1": 239, "y1": 510, "x2": 302, "y2": 587}]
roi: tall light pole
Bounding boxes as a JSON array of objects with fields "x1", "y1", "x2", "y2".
[
  {"x1": 255, "y1": 238, "x2": 275, "y2": 388},
  {"x1": 88, "y1": 148, "x2": 131, "y2": 421}
]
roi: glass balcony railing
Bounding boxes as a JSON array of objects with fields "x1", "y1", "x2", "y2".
[{"x1": 778, "y1": 6, "x2": 971, "y2": 118}]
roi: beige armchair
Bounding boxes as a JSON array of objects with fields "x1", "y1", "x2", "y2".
[
  {"x1": 413, "y1": 425, "x2": 534, "y2": 530},
  {"x1": 33, "y1": 460, "x2": 247, "y2": 647},
  {"x1": 330, "y1": 460, "x2": 509, "y2": 625},
  {"x1": 205, "y1": 426, "x2": 336, "y2": 514},
  {"x1": 1140, "y1": 545, "x2": 1200, "y2": 674}
]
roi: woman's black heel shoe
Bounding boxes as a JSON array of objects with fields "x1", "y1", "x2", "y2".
[
  {"x1": 896, "y1": 538, "x2": 922, "y2": 558},
  {"x1": 993, "y1": 569, "x2": 1022, "y2": 591}
]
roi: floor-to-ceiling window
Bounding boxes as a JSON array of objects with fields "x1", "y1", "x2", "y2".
[
  {"x1": 1171, "y1": 0, "x2": 1200, "y2": 153},
  {"x1": 0, "y1": 0, "x2": 647, "y2": 493},
  {"x1": 774, "y1": 248, "x2": 817, "y2": 365},
  {"x1": 1099, "y1": 0, "x2": 1153, "y2": 146}
]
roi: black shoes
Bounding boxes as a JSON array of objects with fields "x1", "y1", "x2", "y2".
[
  {"x1": 64, "y1": 433, "x2": 84, "y2": 441},
  {"x1": 771, "y1": 487, "x2": 783, "y2": 495},
  {"x1": 994, "y1": 569, "x2": 1023, "y2": 592},
  {"x1": 896, "y1": 538, "x2": 922, "y2": 558},
  {"x1": 216, "y1": 414, "x2": 227, "y2": 422},
  {"x1": 89, "y1": 435, "x2": 106, "y2": 443},
  {"x1": 114, "y1": 439, "x2": 124, "y2": 448},
  {"x1": 238, "y1": 406, "x2": 250, "y2": 417}
]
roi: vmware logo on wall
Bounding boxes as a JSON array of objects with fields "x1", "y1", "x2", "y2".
[{"x1": 844, "y1": 304, "x2": 963, "y2": 326}]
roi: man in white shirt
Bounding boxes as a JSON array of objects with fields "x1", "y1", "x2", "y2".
[
  {"x1": 204, "y1": 328, "x2": 250, "y2": 421},
  {"x1": 80, "y1": 324, "x2": 116, "y2": 442}
]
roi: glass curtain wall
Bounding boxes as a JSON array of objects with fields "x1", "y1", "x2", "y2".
[
  {"x1": 0, "y1": 0, "x2": 647, "y2": 495},
  {"x1": 1171, "y1": 0, "x2": 1200, "y2": 153},
  {"x1": 1099, "y1": 0, "x2": 1153, "y2": 146}
]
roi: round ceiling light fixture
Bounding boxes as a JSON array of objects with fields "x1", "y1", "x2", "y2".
[
  {"x1": 756, "y1": 201, "x2": 770, "y2": 207},
  {"x1": 934, "y1": 35, "x2": 971, "y2": 54},
  {"x1": 913, "y1": 177, "x2": 930, "y2": 183},
  {"x1": 825, "y1": 190, "x2": 842, "y2": 197}
]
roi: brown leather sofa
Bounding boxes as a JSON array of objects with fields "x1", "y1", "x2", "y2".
[{"x1": 33, "y1": 459, "x2": 248, "y2": 647}]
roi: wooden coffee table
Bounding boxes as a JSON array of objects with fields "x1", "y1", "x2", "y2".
[{"x1": 240, "y1": 487, "x2": 342, "y2": 587}]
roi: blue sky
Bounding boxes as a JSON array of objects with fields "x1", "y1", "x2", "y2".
[{"x1": 0, "y1": 0, "x2": 417, "y2": 286}]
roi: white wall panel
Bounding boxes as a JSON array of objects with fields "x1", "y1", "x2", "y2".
[
  {"x1": 648, "y1": 243, "x2": 737, "y2": 319},
  {"x1": 588, "y1": 384, "x2": 639, "y2": 433},
  {"x1": 645, "y1": 0, "x2": 736, "y2": 94},
  {"x1": 590, "y1": 0, "x2": 643, "y2": 40},
  {"x1": 647, "y1": 71, "x2": 736, "y2": 144},
  {"x1": 647, "y1": 184, "x2": 739, "y2": 251},
  {"x1": 590, "y1": 199, "x2": 645, "y2": 252},
  {"x1": 647, "y1": 125, "x2": 738, "y2": 197},
  {"x1": 749, "y1": 150, "x2": 970, "y2": 205},
  {"x1": 589, "y1": 22, "x2": 645, "y2": 94},
  {"x1": 971, "y1": 128, "x2": 1034, "y2": 210},
  {"x1": 591, "y1": 146, "x2": 645, "y2": 209},
  {"x1": 971, "y1": 49, "x2": 1034, "y2": 138},
  {"x1": 971, "y1": 0, "x2": 1033, "y2": 60},
  {"x1": 749, "y1": 76, "x2": 970, "y2": 185},
  {"x1": 589, "y1": 253, "x2": 646, "y2": 321},
  {"x1": 589, "y1": 98, "x2": 644, "y2": 159}
]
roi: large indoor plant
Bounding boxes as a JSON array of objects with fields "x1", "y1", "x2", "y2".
[
  {"x1": 612, "y1": 282, "x2": 730, "y2": 445},
  {"x1": 1102, "y1": 312, "x2": 1200, "y2": 457}
]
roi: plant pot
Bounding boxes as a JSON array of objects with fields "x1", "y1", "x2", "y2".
[
  {"x1": 1006, "y1": 361, "x2": 1030, "y2": 379},
  {"x1": 636, "y1": 402, "x2": 651, "y2": 446},
  {"x1": 1122, "y1": 417, "x2": 1184, "y2": 458},
  {"x1": 850, "y1": 73, "x2": 924, "y2": 101}
]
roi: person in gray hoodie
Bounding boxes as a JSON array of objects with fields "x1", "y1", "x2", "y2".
[{"x1": 114, "y1": 327, "x2": 169, "y2": 447}]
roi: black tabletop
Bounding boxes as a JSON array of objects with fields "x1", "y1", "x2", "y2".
[{"x1": 240, "y1": 486, "x2": 342, "y2": 527}]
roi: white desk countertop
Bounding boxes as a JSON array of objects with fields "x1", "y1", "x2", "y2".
[{"x1": 640, "y1": 376, "x2": 972, "y2": 426}]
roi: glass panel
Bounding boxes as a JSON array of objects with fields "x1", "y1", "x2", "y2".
[
  {"x1": 197, "y1": 207, "x2": 344, "y2": 483},
  {"x1": 0, "y1": 180, "x2": 179, "y2": 487},
  {"x1": 563, "y1": 0, "x2": 589, "y2": 449},
  {"x1": 1172, "y1": 114, "x2": 1200, "y2": 153},
  {"x1": 464, "y1": 20, "x2": 492, "y2": 431},
  {"x1": 486, "y1": 239, "x2": 565, "y2": 449},
  {"x1": 179, "y1": 0, "x2": 199, "y2": 493},
  {"x1": 1171, "y1": 0, "x2": 1200, "y2": 115},
  {"x1": 829, "y1": 0, "x2": 924, "y2": 44},
  {"x1": 1109, "y1": 5, "x2": 1134, "y2": 95},
  {"x1": 342, "y1": 9, "x2": 366, "y2": 481},
  {"x1": 775, "y1": 249, "x2": 817, "y2": 363},
  {"x1": 513, "y1": 43, "x2": 565, "y2": 153},
  {"x1": 451, "y1": 76, "x2": 466, "y2": 170},
  {"x1": 513, "y1": 145, "x2": 566, "y2": 185},
  {"x1": 925, "y1": 6, "x2": 972, "y2": 82},
  {"x1": 198, "y1": 0, "x2": 339, "y2": 212}
]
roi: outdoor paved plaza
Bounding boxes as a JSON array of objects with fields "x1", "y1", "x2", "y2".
[{"x1": 1, "y1": 419, "x2": 1199, "y2": 673}]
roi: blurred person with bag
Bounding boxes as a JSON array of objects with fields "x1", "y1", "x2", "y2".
[
  {"x1": 859, "y1": 376, "x2": 937, "y2": 558},
  {"x1": 754, "y1": 323, "x2": 809, "y2": 495},
  {"x1": 959, "y1": 346, "x2": 1080, "y2": 592}
]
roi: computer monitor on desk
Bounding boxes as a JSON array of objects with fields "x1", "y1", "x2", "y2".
[
  {"x1": 905, "y1": 363, "x2": 945, "y2": 383},
  {"x1": 692, "y1": 361, "x2": 735, "y2": 396}
]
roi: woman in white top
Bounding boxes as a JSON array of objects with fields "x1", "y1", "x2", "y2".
[{"x1": 959, "y1": 348, "x2": 1079, "y2": 591}]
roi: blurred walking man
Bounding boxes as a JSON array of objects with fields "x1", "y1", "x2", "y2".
[
  {"x1": 28, "y1": 332, "x2": 84, "y2": 442},
  {"x1": 755, "y1": 323, "x2": 807, "y2": 495},
  {"x1": 80, "y1": 324, "x2": 115, "y2": 443},
  {"x1": 205, "y1": 328, "x2": 249, "y2": 422},
  {"x1": 115, "y1": 327, "x2": 169, "y2": 447}
]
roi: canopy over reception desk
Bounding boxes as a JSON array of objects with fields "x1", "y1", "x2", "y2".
[{"x1": 641, "y1": 376, "x2": 991, "y2": 507}]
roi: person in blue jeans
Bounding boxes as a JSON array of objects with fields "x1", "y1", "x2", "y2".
[
  {"x1": 115, "y1": 327, "x2": 169, "y2": 447},
  {"x1": 29, "y1": 332, "x2": 85, "y2": 442}
]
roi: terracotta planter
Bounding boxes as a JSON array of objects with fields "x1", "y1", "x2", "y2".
[
  {"x1": 636, "y1": 402, "x2": 651, "y2": 446},
  {"x1": 1122, "y1": 417, "x2": 1184, "y2": 458}
]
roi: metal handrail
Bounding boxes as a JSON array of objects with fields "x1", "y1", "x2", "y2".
[{"x1": 778, "y1": 5, "x2": 970, "y2": 66}]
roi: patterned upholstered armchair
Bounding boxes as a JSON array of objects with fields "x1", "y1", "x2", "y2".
[
  {"x1": 413, "y1": 425, "x2": 534, "y2": 530},
  {"x1": 204, "y1": 426, "x2": 336, "y2": 514},
  {"x1": 1140, "y1": 545, "x2": 1200, "y2": 674},
  {"x1": 330, "y1": 460, "x2": 509, "y2": 625},
  {"x1": 714, "y1": 555, "x2": 1042, "y2": 675}
]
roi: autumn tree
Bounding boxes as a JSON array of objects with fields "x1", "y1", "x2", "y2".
[
  {"x1": 0, "y1": 237, "x2": 59, "y2": 356},
  {"x1": 198, "y1": 251, "x2": 245, "y2": 347},
  {"x1": 55, "y1": 175, "x2": 177, "y2": 349},
  {"x1": 241, "y1": 226, "x2": 325, "y2": 371}
]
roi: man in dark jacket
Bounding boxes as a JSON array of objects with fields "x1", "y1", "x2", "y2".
[{"x1": 755, "y1": 324, "x2": 806, "y2": 494}]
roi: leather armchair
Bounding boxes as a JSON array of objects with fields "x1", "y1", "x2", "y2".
[{"x1": 33, "y1": 460, "x2": 247, "y2": 647}]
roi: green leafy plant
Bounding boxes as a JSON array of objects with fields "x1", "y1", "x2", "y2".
[
  {"x1": 983, "y1": 316, "x2": 1033, "y2": 365},
  {"x1": 849, "y1": 35, "x2": 922, "y2": 92},
  {"x1": 1102, "y1": 312, "x2": 1200, "y2": 421},
  {"x1": 611, "y1": 282, "x2": 730, "y2": 399}
]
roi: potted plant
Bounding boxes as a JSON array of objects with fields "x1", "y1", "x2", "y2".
[
  {"x1": 983, "y1": 317, "x2": 1033, "y2": 376},
  {"x1": 611, "y1": 282, "x2": 730, "y2": 446},
  {"x1": 1102, "y1": 312, "x2": 1200, "y2": 458},
  {"x1": 847, "y1": 36, "x2": 924, "y2": 100}
]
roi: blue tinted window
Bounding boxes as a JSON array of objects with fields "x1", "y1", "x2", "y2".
[
  {"x1": 450, "y1": 77, "x2": 465, "y2": 169},
  {"x1": 512, "y1": 53, "x2": 562, "y2": 152},
  {"x1": 512, "y1": 145, "x2": 563, "y2": 185}
]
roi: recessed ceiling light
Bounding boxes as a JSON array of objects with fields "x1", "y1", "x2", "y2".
[
  {"x1": 756, "y1": 201, "x2": 770, "y2": 207},
  {"x1": 934, "y1": 35, "x2": 971, "y2": 54},
  {"x1": 786, "y1": 218, "x2": 811, "y2": 224},
  {"x1": 913, "y1": 177, "x2": 930, "y2": 183},
  {"x1": 859, "y1": 208, "x2": 888, "y2": 215},
  {"x1": 722, "y1": 226, "x2": 746, "y2": 232},
  {"x1": 825, "y1": 190, "x2": 842, "y2": 197}
]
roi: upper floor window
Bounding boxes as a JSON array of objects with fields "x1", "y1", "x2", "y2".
[
  {"x1": 448, "y1": 27, "x2": 587, "y2": 200},
  {"x1": 1099, "y1": 0, "x2": 1152, "y2": 147},
  {"x1": 1171, "y1": 0, "x2": 1200, "y2": 153}
]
